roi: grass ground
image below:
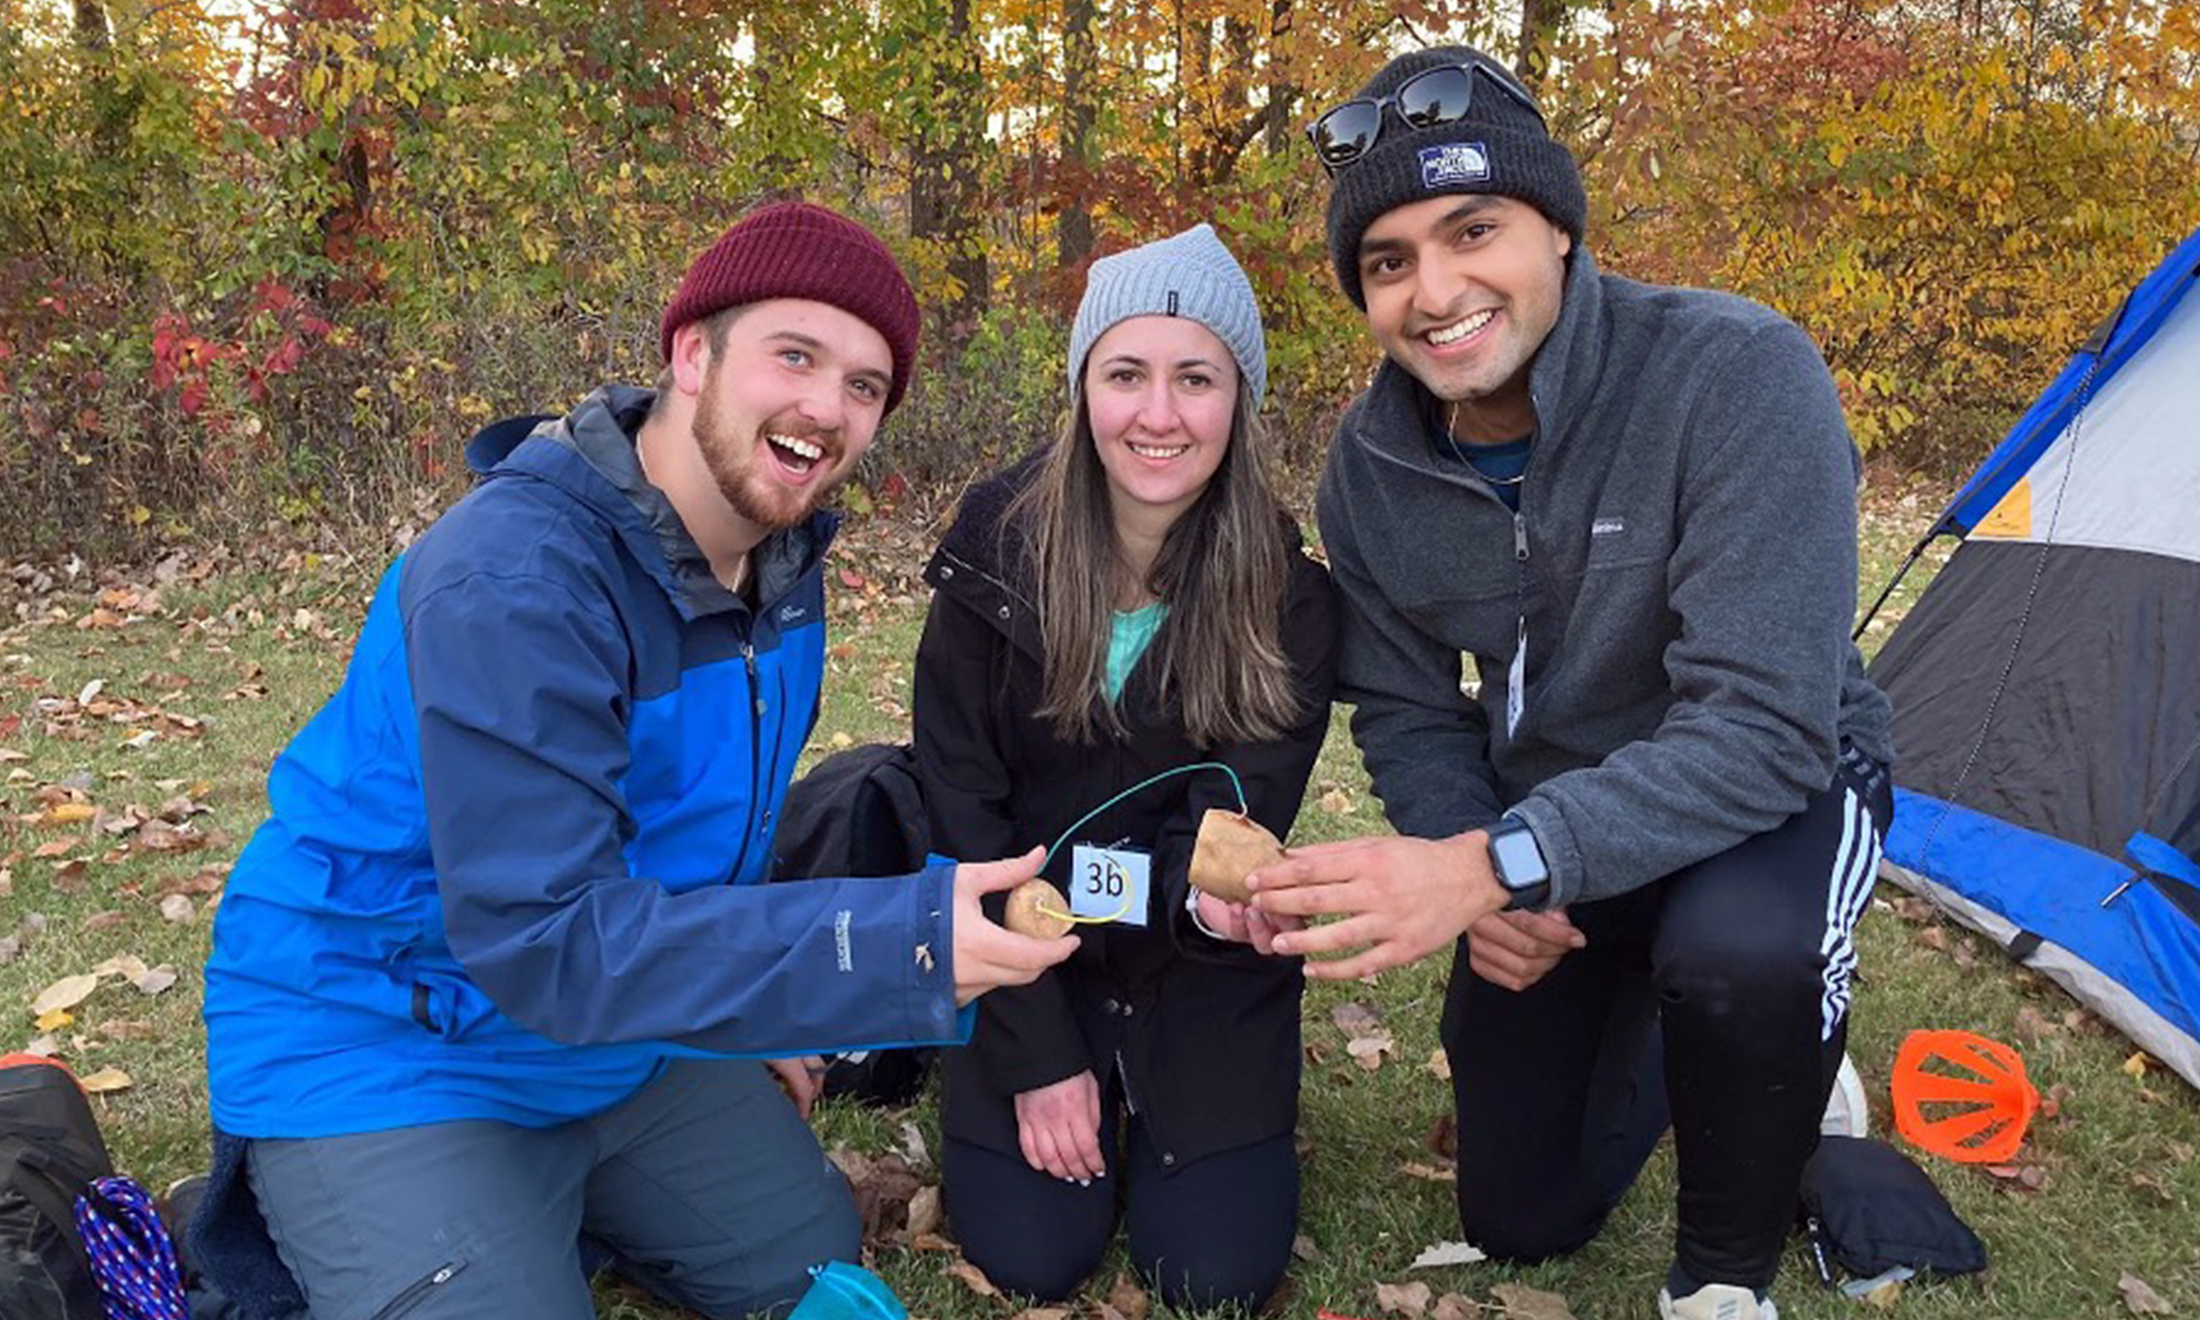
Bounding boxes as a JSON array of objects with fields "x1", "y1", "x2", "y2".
[{"x1": 1, "y1": 481, "x2": 2193, "y2": 1320}]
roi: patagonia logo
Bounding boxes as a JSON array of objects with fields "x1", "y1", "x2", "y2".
[
  {"x1": 779, "y1": 604, "x2": 808, "y2": 624},
  {"x1": 1591, "y1": 517, "x2": 1626, "y2": 536},
  {"x1": 1420, "y1": 142, "x2": 1490, "y2": 188},
  {"x1": 1167, "y1": 290, "x2": 1180, "y2": 316},
  {"x1": 834, "y1": 909, "x2": 853, "y2": 972}
]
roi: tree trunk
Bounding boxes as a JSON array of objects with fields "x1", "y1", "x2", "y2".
[
  {"x1": 1263, "y1": 0, "x2": 1295, "y2": 159},
  {"x1": 909, "y1": 0, "x2": 991, "y2": 337},
  {"x1": 1057, "y1": 0, "x2": 1097, "y2": 269},
  {"x1": 1517, "y1": 0, "x2": 1568, "y2": 88}
]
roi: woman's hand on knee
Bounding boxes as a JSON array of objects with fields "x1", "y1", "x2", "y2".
[{"x1": 1013, "y1": 1071, "x2": 1105, "y2": 1183}]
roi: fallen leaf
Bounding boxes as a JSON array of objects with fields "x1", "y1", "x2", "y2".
[
  {"x1": 1431, "y1": 1295, "x2": 1482, "y2": 1320},
  {"x1": 31, "y1": 972, "x2": 100, "y2": 1016},
  {"x1": 1401, "y1": 1161, "x2": 1458, "y2": 1183},
  {"x1": 24, "y1": 1034, "x2": 59, "y2": 1058},
  {"x1": 2120, "y1": 1272, "x2": 2174, "y2": 1315},
  {"x1": 93, "y1": 954, "x2": 149, "y2": 981},
  {"x1": 53, "y1": 859, "x2": 88, "y2": 891},
  {"x1": 1425, "y1": 1047, "x2": 1452, "y2": 1081},
  {"x1": 159, "y1": 894, "x2": 195, "y2": 924},
  {"x1": 907, "y1": 1185, "x2": 941, "y2": 1238},
  {"x1": 98, "y1": 1019, "x2": 153, "y2": 1041},
  {"x1": 77, "y1": 1067, "x2": 131, "y2": 1094},
  {"x1": 946, "y1": 1258, "x2": 1001, "y2": 1299},
  {"x1": 1408, "y1": 1241, "x2": 1488, "y2": 1269},
  {"x1": 77, "y1": 678, "x2": 104, "y2": 705},
  {"x1": 911, "y1": 1231, "x2": 958, "y2": 1252},
  {"x1": 1346, "y1": 1031, "x2": 1396, "y2": 1071},
  {"x1": 1375, "y1": 1281, "x2": 1431, "y2": 1316},
  {"x1": 1862, "y1": 1279, "x2": 1904, "y2": 1309},
  {"x1": 1331, "y1": 1001, "x2": 1382, "y2": 1035},
  {"x1": 1426, "y1": 1112, "x2": 1458, "y2": 1160},
  {"x1": 1105, "y1": 1272, "x2": 1149, "y2": 1320},
  {"x1": 2124, "y1": 1052, "x2": 2151, "y2": 1079},
  {"x1": 1489, "y1": 1283, "x2": 1575, "y2": 1320},
  {"x1": 132, "y1": 965, "x2": 178, "y2": 997},
  {"x1": 1319, "y1": 788, "x2": 1355, "y2": 815},
  {"x1": 1010, "y1": 1310, "x2": 1069, "y2": 1320},
  {"x1": 43, "y1": 803, "x2": 95, "y2": 826},
  {"x1": 32, "y1": 839, "x2": 74, "y2": 858},
  {"x1": 900, "y1": 1119, "x2": 932, "y2": 1171},
  {"x1": 34, "y1": 1008, "x2": 73, "y2": 1031},
  {"x1": 82, "y1": 910, "x2": 124, "y2": 932}
]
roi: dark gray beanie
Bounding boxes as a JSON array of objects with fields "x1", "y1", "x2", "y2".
[
  {"x1": 1323, "y1": 45, "x2": 1587, "y2": 309},
  {"x1": 1069, "y1": 224, "x2": 1267, "y2": 406}
]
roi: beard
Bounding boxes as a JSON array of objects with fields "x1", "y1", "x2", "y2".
[{"x1": 691, "y1": 372, "x2": 848, "y2": 534}]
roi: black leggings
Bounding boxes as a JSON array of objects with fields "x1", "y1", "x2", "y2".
[
  {"x1": 1446, "y1": 754, "x2": 1893, "y2": 1292},
  {"x1": 942, "y1": 1106, "x2": 1297, "y2": 1310}
]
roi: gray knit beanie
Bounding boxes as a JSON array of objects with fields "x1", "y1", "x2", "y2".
[
  {"x1": 1323, "y1": 45, "x2": 1586, "y2": 310},
  {"x1": 1068, "y1": 224, "x2": 1268, "y2": 407}
]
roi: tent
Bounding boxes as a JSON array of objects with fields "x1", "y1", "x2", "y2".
[{"x1": 1866, "y1": 224, "x2": 2200, "y2": 1090}]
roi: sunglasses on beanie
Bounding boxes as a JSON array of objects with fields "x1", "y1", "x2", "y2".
[{"x1": 1306, "y1": 60, "x2": 1547, "y2": 176}]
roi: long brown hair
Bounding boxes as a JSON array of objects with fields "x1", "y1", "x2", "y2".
[{"x1": 1008, "y1": 378, "x2": 1301, "y2": 747}]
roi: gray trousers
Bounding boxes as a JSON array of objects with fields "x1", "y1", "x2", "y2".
[{"x1": 245, "y1": 1059, "x2": 858, "y2": 1320}]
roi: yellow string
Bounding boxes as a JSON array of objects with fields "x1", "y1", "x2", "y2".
[{"x1": 1034, "y1": 894, "x2": 1131, "y2": 925}]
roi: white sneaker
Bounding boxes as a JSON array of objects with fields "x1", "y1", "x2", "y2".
[
  {"x1": 1820, "y1": 1052, "x2": 1870, "y2": 1138},
  {"x1": 1659, "y1": 1282, "x2": 1779, "y2": 1320}
]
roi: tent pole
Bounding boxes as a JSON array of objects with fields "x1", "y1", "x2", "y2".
[{"x1": 1853, "y1": 535, "x2": 1939, "y2": 642}]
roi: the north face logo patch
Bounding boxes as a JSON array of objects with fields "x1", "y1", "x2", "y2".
[{"x1": 1419, "y1": 142, "x2": 1491, "y2": 188}]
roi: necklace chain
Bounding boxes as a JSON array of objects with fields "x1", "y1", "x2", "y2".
[{"x1": 1442, "y1": 398, "x2": 1529, "y2": 485}]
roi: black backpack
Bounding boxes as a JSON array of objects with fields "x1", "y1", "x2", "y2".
[
  {"x1": 1, "y1": 1055, "x2": 115, "y2": 1320},
  {"x1": 772, "y1": 743, "x2": 940, "y2": 1106}
]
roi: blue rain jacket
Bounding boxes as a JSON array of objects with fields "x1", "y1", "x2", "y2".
[{"x1": 204, "y1": 386, "x2": 965, "y2": 1138}]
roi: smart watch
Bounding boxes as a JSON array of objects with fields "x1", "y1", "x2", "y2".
[{"x1": 1485, "y1": 815, "x2": 1551, "y2": 911}]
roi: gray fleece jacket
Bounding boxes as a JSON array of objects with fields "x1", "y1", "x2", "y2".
[{"x1": 1316, "y1": 248, "x2": 1894, "y2": 908}]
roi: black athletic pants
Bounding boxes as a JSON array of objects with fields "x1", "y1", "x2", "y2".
[
  {"x1": 941, "y1": 1091, "x2": 1297, "y2": 1310},
  {"x1": 1447, "y1": 749, "x2": 1893, "y2": 1292}
]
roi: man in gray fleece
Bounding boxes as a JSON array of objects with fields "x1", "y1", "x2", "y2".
[{"x1": 1246, "y1": 44, "x2": 1896, "y2": 1320}]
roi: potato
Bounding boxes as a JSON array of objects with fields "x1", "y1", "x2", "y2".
[
  {"x1": 1003, "y1": 877, "x2": 1074, "y2": 938},
  {"x1": 1188, "y1": 808, "x2": 1286, "y2": 905}
]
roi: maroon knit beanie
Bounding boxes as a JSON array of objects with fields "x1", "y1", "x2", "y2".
[{"x1": 659, "y1": 202, "x2": 923, "y2": 414}]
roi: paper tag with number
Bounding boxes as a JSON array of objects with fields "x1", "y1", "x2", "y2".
[
  {"x1": 1069, "y1": 843, "x2": 1150, "y2": 927},
  {"x1": 1507, "y1": 616, "x2": 1527, "y2": 738}
]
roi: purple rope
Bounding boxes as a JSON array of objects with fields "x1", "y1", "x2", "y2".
[{"x1": 73, "y1": 1175, "x2": 189, "y2": 1320}]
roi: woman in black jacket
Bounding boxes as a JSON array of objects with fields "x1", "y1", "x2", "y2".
[{"x1": 913, "y1": 224, "x2": 1338, "y2": 1310}]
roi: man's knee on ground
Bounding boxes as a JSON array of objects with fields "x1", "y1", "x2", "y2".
[
  {"x1": 1456, "y1": 1186, "x2": 1606, "y2": 1264},
  {"x1": 681, "y1": 1189, "x2": 862, "y2": 1320}
]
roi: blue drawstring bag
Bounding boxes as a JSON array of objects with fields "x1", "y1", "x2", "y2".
[{"x1": 788, "y1": 1261, "x2": 908, "y2": 1320}]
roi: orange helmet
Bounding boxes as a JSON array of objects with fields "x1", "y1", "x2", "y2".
[{"x1": 1889, "y1": 1029, "x2": 2039, "y2": 1164}]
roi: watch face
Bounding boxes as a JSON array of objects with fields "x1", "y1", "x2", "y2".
[{"x1": 1489, "y1": 827, "x2": 1548, "y2": 888}]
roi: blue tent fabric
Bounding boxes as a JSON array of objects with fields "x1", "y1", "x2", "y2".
[
  {"x1": 1889, "y1": 790, "x2": 2200, "y2": 1071},
  {"x1": 1936, "y1": 226, "x2": 2200, "y2": 536},
  {"x1": 1872, "y1": 223, "x2": 2200, "y2": 1089}
]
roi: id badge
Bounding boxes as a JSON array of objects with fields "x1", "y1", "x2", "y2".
[
  {"x1": 1069, "y1": 843, "x2": 1150, "y2": 927},
  {"x1": 1507, "y1": 617, "x2": 1527, "y2": 738}
]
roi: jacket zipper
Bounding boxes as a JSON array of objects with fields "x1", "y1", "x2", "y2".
[
  {"x1": 729, "y1": 639, "x2": 764, "y2": 879},
  {"x1": 368, "y1": 1260, "x2": 466, "y2": 1320}
]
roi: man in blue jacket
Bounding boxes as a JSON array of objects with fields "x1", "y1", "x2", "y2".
[
  {"x1": 1248, "y1": 47, "x2": 1894, "y2": 1320},
  {"x1": 199, "y1": 202, "x2": 1076, "y2": 1320}
]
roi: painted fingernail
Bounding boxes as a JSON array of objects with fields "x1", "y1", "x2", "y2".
[{"x1": 1078, "y1": 1178, "x2": 1091, "y2": 1187}]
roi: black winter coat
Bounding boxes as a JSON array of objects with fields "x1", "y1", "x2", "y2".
[{"x1": 914, "y1": 460, "x2": 1339, "y2": 1171}]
